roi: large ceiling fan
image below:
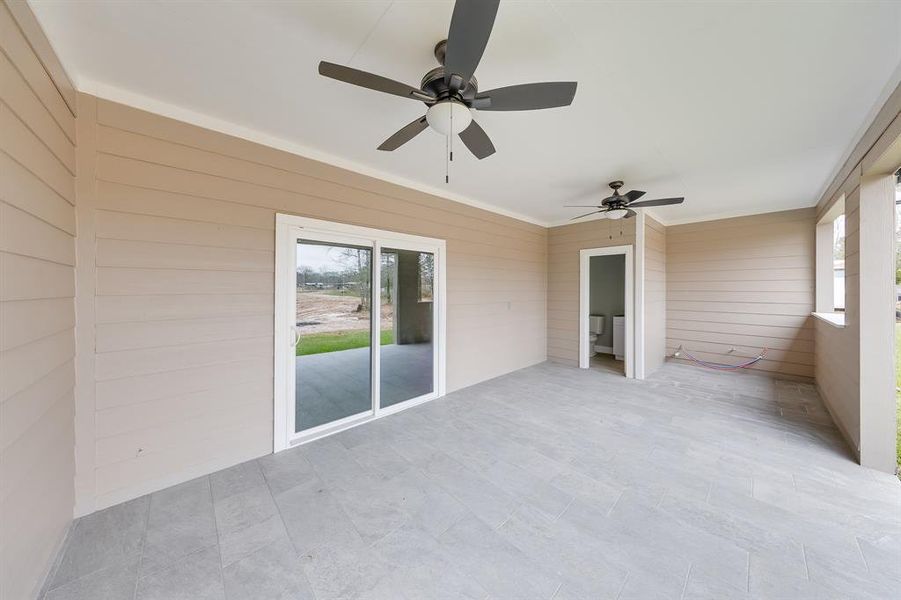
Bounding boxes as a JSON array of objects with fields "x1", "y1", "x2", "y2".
[
  {"x1": 568, "y1": 181, "x2": 685, "y2": 220},
  {"x1": 317, "y1": 0, "x2": 577, "y2": 160}
]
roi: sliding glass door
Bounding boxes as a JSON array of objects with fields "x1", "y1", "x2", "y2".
[
  {"x1": 274, "y1": 216, "x2": 445, "y2": 449},
  {"x1": 295, "y1": 240, "x2": 373, "y2": 433},
  {"x1": 379, "y1": 248, "x2": 435, "y2": 408}
]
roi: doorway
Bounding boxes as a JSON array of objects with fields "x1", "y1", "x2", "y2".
[
  {"x1": 579, "y1": 245, "x2": 635, "y2": 377},
  {"x1": 274, "y1": 215, "x2": 446, "y2": 451}
]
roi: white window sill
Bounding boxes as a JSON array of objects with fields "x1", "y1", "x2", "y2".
[{"x1": 812, "y1": 312, "x2": 845, "y2": 328}]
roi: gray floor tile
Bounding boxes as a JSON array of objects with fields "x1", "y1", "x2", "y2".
[
  {"x1": 50, "y1": 495, "x2": 149, "y2": 589},
  {"x1": 134, "y1": 546, "x2": 224, "y2": 600},
  {"x1": 43, "y1": 361, "x2": 901, "y2": 600},
  {"x1": 221, "y1": 539, "x2": 314, "y2": 600},
  {"x1": 44, "y1": 562, "x2": 138, "y2": 600},
  {"x1": 141, "y1": 477, "x2": 217, "y2": 575}
]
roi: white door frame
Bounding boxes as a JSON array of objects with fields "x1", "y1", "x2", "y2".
[
  {"x1": 274, "y1": 214, "x2": 447, "y2": 452},
  {"x1": 579, "y1": 245, "x2": 636, "y2": 378}
]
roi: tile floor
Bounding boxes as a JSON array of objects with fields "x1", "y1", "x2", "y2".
[
  {"x1": 296, "y1": 343, "x2": 433, "y2": 431},
  {"x1": 42, "y1": 361, "x2": 901, "y2": 599}
]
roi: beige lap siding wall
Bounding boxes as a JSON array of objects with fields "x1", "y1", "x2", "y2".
[
  {"x1": 74, "y1": 95, "x2": 547, "y2": 512},
  {"x1": 665, "y1": 208, "x2": 816, "y2": 378},
  {"x1": 547, "y1": 218, "x2": 636, "y2": 365},
  {"x1": 0, "y1": 2, "x2": 77, "y2": 597}
]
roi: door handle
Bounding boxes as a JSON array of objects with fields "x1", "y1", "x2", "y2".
[{"x1": 291, "y1": 327, "x2": 299, "y2": 348}]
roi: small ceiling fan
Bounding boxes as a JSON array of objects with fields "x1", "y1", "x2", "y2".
[
  {"x1": 567, "y1": 181, "x2": 685, "y2": 220},
  {"x1": 317, "y1": 0, "x2": 577, "y2": 160}
]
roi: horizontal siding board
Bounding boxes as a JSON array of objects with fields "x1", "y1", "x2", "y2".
[
  {"x1": 0, "y1": 200, "x2": 75, "y2": 265},
  {"x1": 0, "y1": 252, "x2": 75, "y2": 301},
  {"x1": 95, "y1": 357, "x2": 273, "y2": 410},
  {"x1": 96, "y1": 238, "x2": 273, "y2": 272},
  {"x1": 95, "y1": 209, "x2": 274, "y2": 250},
  {"x1": 96, "y1": 315, "x2": 274, "y2": 353},
  {"x1": 95, "y1": 293, "x2": 273, "y2": 324},
  {"x1": 0, "y1": 297, "x2": 74, "y2": 351},
  {"x1": 0, "y1": 5, "x2": 75, "y2": 139},
  {"x1": 0, "y1": 328, "x2": 74, "y2": 402},
  {"x1": 0, "y1": 51, "x2": 75, "y2": 172},
  {"x1": 96, "y1": 267, "x2": 272, "y2": 296},
  {"x1": 0, "y1": 102, "x2": 74, "y2": 202},
  {"x1": 0, "y1": 151, "x2": 75, "y2": 233},
  {"x1": 0, "y1": 359, "x2": 73, "y2": 451},
  {"x1": 95, "y1": 336, "x2": 272, "y2": 381}
]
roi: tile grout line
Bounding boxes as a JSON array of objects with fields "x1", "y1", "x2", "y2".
[
  {"x1": 801, "y1": 544, "x2": 810, "y2": 581},
  {"x1": 854, "y1": 537, "x2": 870, "y2": 573},
  {"x1": 679, "y1": 564, "x2": 693, "y2": 600},
  {"x1": 207, "y1": 476, "x2": 227, "y2": 599},
  {"x1": 133, "y1": 494, "x2": 153, "y2": 600}
]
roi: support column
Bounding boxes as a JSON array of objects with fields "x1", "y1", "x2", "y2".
[{"x1": 857, "y1": 173, "x2": 897, "y2": 472}]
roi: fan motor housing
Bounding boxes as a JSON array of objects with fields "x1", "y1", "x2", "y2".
[{"x1": 421, "y1": 40, "x2": 479, "y2": 103}]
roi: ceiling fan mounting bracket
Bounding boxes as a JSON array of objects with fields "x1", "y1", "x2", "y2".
[
  {"x1": 434, "y1": 39, "x2": 448, "y2": 66},
  {"x1": 608, "y1": 180, "x2": 624, "y2": 191}
]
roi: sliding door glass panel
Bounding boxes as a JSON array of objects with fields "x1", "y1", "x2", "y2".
[
  {"x1": 379, "y1": 248, "x2": 434, "y2": 408},
  {"x1": 295, "y1": 240, "x2": 372, "y2": 432}
]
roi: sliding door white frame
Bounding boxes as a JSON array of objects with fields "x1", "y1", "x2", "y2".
[{"x1": 274, "y1": 214, "x2": 446, "y2": 452}]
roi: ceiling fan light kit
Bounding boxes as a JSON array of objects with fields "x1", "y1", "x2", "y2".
[
  {"x1": 567, "y1": 180, "x2": 685, "y2": 221},
  {"x1": 426, "y1": 100, "x2": 472, "y2": 136},
  {"x1": 317, "y1": 0, "x2": 577, "y2": 172}
]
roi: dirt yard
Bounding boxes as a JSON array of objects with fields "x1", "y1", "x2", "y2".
[{"x1": 296, "y1": 291, "x2": 393, "y2": 334}]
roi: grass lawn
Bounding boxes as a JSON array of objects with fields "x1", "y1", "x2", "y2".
[
  {"x1": 896, "y1": 322, "x2": 901, "y2": 470},
  {"x1": 297, "y1": 329, "x2": 393, "y2": 356}
]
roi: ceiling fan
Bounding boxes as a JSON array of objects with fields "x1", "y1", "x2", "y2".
[
  {"x1": 567, "y1": 181, "x2": 685, "y2": 220},
  {"x1": 317, "y1": 0, "x2": 577, "y2": 160}
]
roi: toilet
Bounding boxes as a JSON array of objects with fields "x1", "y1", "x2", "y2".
[{"x1": 588, "y1": 315, "x2": 605, "y2": 354}]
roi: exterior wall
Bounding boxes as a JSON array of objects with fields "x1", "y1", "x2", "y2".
[
  {"x1": 74, "y1": 95, "x2": 548, "y2": 512},
  {"x1": 815, "y1": 189, "x2": 861, "y2": 452},
  {"x1": 0, "y1": 2, "x2": 77, "y2": 598},
  {"x1": 665, "y1": 208, "x2": 816, "y2": 378},
  {"x1": 814, "y1": 81, "x2": 900, "y2": 470},
  {"x1": 644, "y1": 215, "x2": 666, "y2": 375},
  {"x1": 547, "y1": 218, "x2": 636, "y2": 365}
]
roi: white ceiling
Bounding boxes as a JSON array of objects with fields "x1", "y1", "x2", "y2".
[{"x1": 30, "y1": 1, "x2": 901, "y2": 225}]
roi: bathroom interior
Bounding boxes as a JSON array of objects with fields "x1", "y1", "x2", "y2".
[{"x1": 588, "y1": 254, "x2": 626, "y2": 375}]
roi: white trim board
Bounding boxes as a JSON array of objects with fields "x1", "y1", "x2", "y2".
[
  {"x1": 578, "y1": 245, "x2": 637, "y2": 378},
  {"x1": 274, "y1": 214, "x2": 447, "y2": 453}
]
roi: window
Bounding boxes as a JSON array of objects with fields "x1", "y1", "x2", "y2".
[
  {"x1": 833, "y1": 214, "x2": 845, "y2": 311},
  {"x1": 815, "y1": 196, "x2": 845, "y2": 316}
]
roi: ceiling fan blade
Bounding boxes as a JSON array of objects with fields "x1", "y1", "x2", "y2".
[
  {"x1": 627, "y1": 197, "x2": 684, "y2": 208},
  {"x1": 624, "y1": 209, "x2": 637, "y2": 219},
  {"x1": 564, "y1": 205, "x2": 603, "y2": 208},
  {"x1": 319, "y1": 62, "x2": 433, "y2": 102},
  {"x1": 378, "y1": 116, "x2": 429, "y2": 151},
  {"x1": 624, "y1": 189, "x2": 646, "y2": 202},
  {"x1": 444, "y1": 0, "x2": 500, "y2": 88},
  {"x1": 458, "y1": 120, "x2": 496, "y2": 159},
  {"x1": 471, "y1": 82, "x2": 578, "y2": 111},
  {"x1": 570, "y1": 210, "x2": 603, "y2": 221}
]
